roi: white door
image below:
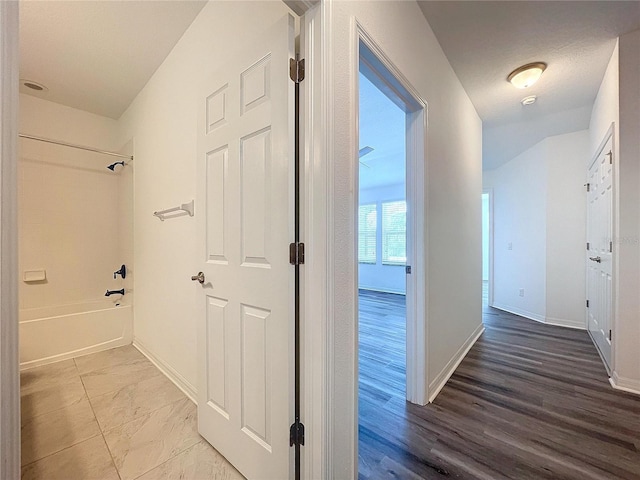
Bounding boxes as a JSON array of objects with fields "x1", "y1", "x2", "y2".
[
  {"x1": 196, "y1": 14, "x2": 295, "y2": 479},
  {"x1": 586, "y1": 137, "x2": 613, "y2": 370}
]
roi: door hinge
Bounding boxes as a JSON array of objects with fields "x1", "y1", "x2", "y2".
[
  {"x1": 289, "y1": 242, "x2": 305, "y2": 265},
  {"x1": 289, "y1": 58, "x2": 305, "y2": 83},
  {"x1": 405, "y1": 265, "x2": 412, "y2": 274},
  {"x1": 585, "y1": 183, "x2": 590, "y2": 192},
  {"x1": 587, "y1": 242, "x2": 590, "y2": 251},
  {"x1": 290, "y1": 421, "x2": 305, "y2": 447},
  {"x1": 607, "y1": 150, "x2": 613, "y2": 164},
  {"x1": 610, "y1": 241, "x2": 613, "y2": 253},
  {"x1": 586, "y1": 299, "x2": 590, "y2": 308},
  {"x1": 609, "y1": 329, "x2": 612, "y2": 341}
]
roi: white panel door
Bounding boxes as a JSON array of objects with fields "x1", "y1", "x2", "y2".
[
  {"x1": 196, "y1": 14, "x2": 294, "y2": 480},
  {"x1": 586, "y1": 137, "x2": 613, "y2": 370}
]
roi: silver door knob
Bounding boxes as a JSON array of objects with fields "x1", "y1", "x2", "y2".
[
  {"x1": 191, "y1": 272, "x2": 205, "y2": 284},
  {"x1": 589, "y1": 256, "x2": 602, "y2": 263}
]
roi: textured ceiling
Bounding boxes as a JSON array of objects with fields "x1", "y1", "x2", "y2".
[
  {"x1": 19, "y1": 0, "x2": 207, "y2": 119},
  {"x1": 418, "y1": 1, "x2": 640, "y2": 170}
]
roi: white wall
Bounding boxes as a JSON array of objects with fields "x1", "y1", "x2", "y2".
[
  {"x1": 326, "y1": 1, "x2": 483, "y2": 476},
  {"x1": 483, "y1": 140, "x2": 548, "y2": 321},
  {"x1": 613, "y1": 30, "x2": 640, "y2": 391},
  {"x1": 358, "y1": 183, "x2": 406, "y2": 294},
  {"x1": 117, "y1": 1, "x2": 292, "y2": 394},
  {"x1": 588, "y1": 33, "x2": 640, "y2": 393},
  {"x1": 484, "y1": 130, "x2": 588, "y2": 329},
  {"x1": 545, "y1": 131, "x2": 589, "y2": 328},
  {"x1": 589, "y1": 42, "x2": 619, "y2": 157},
  {"x1": 18, "y1": 94, "x2": 127, "y2": 310}
]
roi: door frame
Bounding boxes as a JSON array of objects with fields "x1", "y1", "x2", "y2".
[
  {"x1": 482, "y1": 188, "x2": 494, "y2": 307},
  {"x1": 0, "y1": 2, "x2": 20, "y2": 478},
  {"x1": 356, "y1": 32, "x2": 428, "y2": 406},
  {"x1": 301, "y1": 9, "x2": 429, "y2": 477}
]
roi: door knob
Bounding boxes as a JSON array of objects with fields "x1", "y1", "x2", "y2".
[
  {"x1": 191, "y1": 272, "x2": 205, "y2": 284},
  {"x1": 589, "y1": 256, "x2": 602, "y2": 263}
]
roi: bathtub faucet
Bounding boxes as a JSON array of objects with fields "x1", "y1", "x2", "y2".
[
  {"x1": 105, "y1": 289, "x2": 125, "y2": 297},
  {"x1": 114, "y1": 264, "x2": 126, "y2": 279}
]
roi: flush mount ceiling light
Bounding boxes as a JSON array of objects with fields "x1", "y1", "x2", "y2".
[
  {"x1": 20, "y1": 79, "x2": 48, "y2": 92},
  {"x1": 507, "y1": 62, "x2": 547, "y2": 89},
  {"x1": 521, "y1": 95, "x2": 537, "y2": 106}
]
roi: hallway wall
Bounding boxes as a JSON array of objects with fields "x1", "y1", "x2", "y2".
[
  {"x1": 117, "y1": 0, "x2": 292, "y2": 396},
  {"x1": 614, "y1": 30, "x2": 640, "y2": 392},
  {"x1": 588, "y1": 32, "x2": 640, "y2": 394},
  {"x1": 326, "y1": 1, "x2": 483, "y2": 476},
  {"x1": 484, "y1": 130, "x2": 589, "y2": 329}
]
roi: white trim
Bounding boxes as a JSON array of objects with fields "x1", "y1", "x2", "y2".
[
  {"x1": 491, "y1": 304, "x2": 586, "y2": 330},
  {"x1": 358, "y1": 286, "x2": 405, "y2": 296},
  {"x1": 0, "y1": 2, "x2": 20, "y2": 478},
  {"x1": 482, "y1": 188, "x2": 494, "y2": 306},
  {"x1": 491, "y1": 303, "x2": 546, "y2": 323},
  {"x1": 355, "y1": 22, "x2": 429, "y2": 407},
  {"x1": 301, "y1": 2, "x2": 331, "y2": 479},
  {"x1": 133, "y1": 339, "x2": 197, "y2": 404},
  {"x1": 610, "y1": 372, "x2": 640, "y2": 396},
  {"x1": 544, "y1": 315, "x2": 586, "y2": 330},
  {"x1": 428, "y1": 324, "x2": 484, "y2": 403}
]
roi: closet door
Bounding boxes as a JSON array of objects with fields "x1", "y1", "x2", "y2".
[{"x1": 586, "y1": 135, "x2": 613, "y2": 371}]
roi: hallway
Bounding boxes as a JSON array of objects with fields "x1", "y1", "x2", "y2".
[{"x1": 358, "y1": 291, "x2": 640, "y2": 479}]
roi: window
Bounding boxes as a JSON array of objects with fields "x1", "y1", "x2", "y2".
[
  {"x1": 358, "y1": 204, "x2": 377, "y2": 263},
  {"x1": 382, "y1": 201, "x2": 406, "y2": 265}
]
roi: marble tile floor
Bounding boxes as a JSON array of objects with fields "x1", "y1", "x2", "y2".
[{"x1": 20, "y1": 345, "x2": 244, "y2": 480}]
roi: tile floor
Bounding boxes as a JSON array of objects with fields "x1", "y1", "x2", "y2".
[{"x1": 20, "y1": 345, "x2": 244, "y2": 480}]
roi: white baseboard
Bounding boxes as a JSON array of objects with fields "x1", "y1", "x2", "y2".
[
  {"x1": 491, "y1": 304, "x2": 586, "y2": 330},
  {"x1": 491, "y1": 303, "x2": 546, "y2": 323},
  {"x1": 428, "y1": 323, "x2": 485, "y2": 403},
  {"x1": 544, "y1": 315, "x2": 586, "y2": 330},
  {"x1": 358, "y1": 286, "x2": 406, "y2": 295},
  {"x1": 133, "y1": 338, "x2": 197, "y2": 404},
  {"x1": 610, "y1": 372, "x2": 640, "y2": 396}
]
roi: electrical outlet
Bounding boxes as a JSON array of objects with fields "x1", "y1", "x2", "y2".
[
  {"x1": 508, "y1": 242, "x2": 513, "y2": 250},
  {"x1": 519, "y1": 288, "x2": 525, "y2": 297}
]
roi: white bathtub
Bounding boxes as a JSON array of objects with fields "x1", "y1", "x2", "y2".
[{"x1": 20, "y1": 300, "x2": 133, "y2": 369}]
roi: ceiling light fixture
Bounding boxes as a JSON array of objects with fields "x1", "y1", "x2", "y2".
[
  {"x1": 507, "y1": 62, "x2": 547, "y2": 89},
  {"x1": 20, "y1": 79, "x2": 48, "y2": 92},
  {"x1": 521, "y1": 95, "x2": 537, "y2": 106}
]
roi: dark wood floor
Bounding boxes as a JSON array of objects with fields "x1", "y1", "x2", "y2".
[{"x1": 358, "y1": 289, "x2": 640, "y2": 479}]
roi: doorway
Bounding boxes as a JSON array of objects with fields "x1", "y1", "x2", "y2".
[
  {"x1": 482, "y1": 190, "x2": 493, "y2": 308},
  {"x1": 356, "y1": 37, "x2": 428, "y2": 477}
]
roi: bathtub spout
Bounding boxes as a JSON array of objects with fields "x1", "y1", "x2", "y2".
[{"x1": 105, "y1": 289, "x2": 125, "y2": 297}]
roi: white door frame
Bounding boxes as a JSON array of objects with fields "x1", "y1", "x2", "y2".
[
  {"x1": 356, "y1": 31, "x2": 428, "y2": 406},
  {"x1": 482, "y1": 188, "x2": 494, "y2": 307},
  {"x1": 300, "y1": 4, "x2": 429, "y2": 477},
  {"x1": 0, "y1": 1, "x2": 20, "y2": 478}
]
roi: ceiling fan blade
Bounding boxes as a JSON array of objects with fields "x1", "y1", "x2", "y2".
[{"x1": 359, "y1": 146, "x2": 374, "y2": 158}]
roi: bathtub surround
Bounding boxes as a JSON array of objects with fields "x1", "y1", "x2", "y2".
[
  {"x1": 20, "y1": 302, "x2": 133, "y2": 369},
  {"x1": 18, "y1": 94, "x2": 134, "y2": 367},
  {"x1": 20, "y1": 345, "x2": 242, "y2": 480}
]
